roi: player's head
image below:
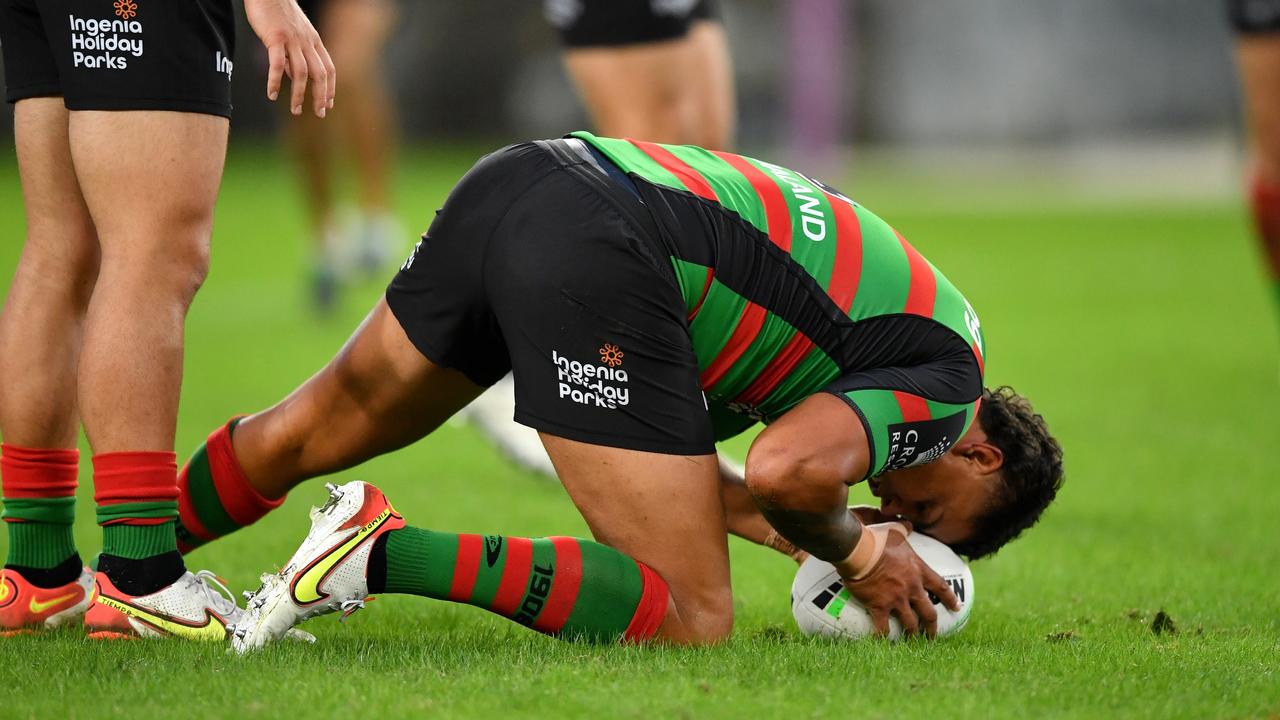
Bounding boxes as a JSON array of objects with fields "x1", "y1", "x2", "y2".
[{"x1": 869, "y1": 386, "x2": 1063, "y2": 559}]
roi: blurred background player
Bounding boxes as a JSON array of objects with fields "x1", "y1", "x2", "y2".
[
  {"x1": 289, "y1": 0, "x2": 400, "y2": 312},
  {"x1": 0, "y1": 0, "x2": 332, "y2": 638},
  {"x1": 547, "y1": 0, "x2": 735, "y2": 149},
  {"x1": 1231, "y1": 0, "x2": 1280, "y2": 328},
  {"x1": 464, "y1": 0, "x2": 739, "y2": 475}
]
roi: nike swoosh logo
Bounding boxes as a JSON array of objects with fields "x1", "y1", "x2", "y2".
[
  {"x1": 291, "y1": 507, "x2": 394, "y2": 605},
  {"x1": 29, "y1": 592, "x2": 78, "y2": 614},
  {"x1": 0, "y1": 576, "x2": 14, "y2": 607},
  {"x1": 485, "y1": 536, "x2": 503, "y2": 567},
  {"x1": 95, "y1": 594, "x2": 227, "y2": 641}
]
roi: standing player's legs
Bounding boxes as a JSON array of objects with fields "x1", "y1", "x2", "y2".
[
  {"x1": 326, "y1": 0, "x2": 399, "y2": 271},
  {"x1": 1236, "y1": 34, "x2": 1280, "y2": 324},
  {"x1": 289, "y1": 0, "x2": 398, "y2": 311},
  {"x1": 684, "y1": 17, "x2": 736, "y2": 150},
  {"x1": 562, "y1": 40, "x2": 692, "y2": 144},
  {"x1": 69, "y1": 110, "x2": 227, "y2": 596},
  {"x1": 0, "y1": 99, "x2": 99, "y2": 618}
]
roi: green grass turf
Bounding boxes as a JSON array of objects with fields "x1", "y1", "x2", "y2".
[{"x1": 1, "y1": 145, "x2": 1278, "y2": 719}]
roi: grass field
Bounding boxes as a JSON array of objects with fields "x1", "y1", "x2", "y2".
[{"x1": 0, "y1": 144, "x2": 1277, "y2": 719}]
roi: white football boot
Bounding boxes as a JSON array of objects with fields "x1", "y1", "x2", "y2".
[
  {"x1": 86, "y1": 568, "x2": 246, "y2": 641},
  {"x1": 233, "y1": 481, "x2": 404, "y2": 653}
]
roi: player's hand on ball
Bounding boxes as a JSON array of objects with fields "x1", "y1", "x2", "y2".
[
  {"x1": 244, "y1": 0, "x2": 336, "y2": 117},
  {"x1": 835, "y1": 522, "x2": 961, "y2": 638}
]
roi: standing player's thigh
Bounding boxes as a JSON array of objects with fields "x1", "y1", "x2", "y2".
[
  {"x1": 69, "y1": 111, "x2": 228, "y2": 261},
  {"x1": 539, "y1": 434, "x2": 732, "y2": 643},
  {"x1": 12, "y1": 99, "x2": 97, "y2": 270},
  {"x1": 683, "y1": 18, "x2": 735, "y2": 150}
]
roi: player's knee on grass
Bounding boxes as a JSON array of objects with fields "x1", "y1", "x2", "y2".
[{"x1": 664, "y1": 581, "x2": 734, "y2": 644}]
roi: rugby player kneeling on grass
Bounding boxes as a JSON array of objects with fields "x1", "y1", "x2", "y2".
[{"x1": 172, "y1": 134, "x2": 1063, "y2": 648}]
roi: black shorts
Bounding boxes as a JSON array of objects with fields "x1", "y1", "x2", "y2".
[
  {"x1": 1229, "y1": 0, "x2": 1280, "y2": 33},
  {"x1": 386, "y1": 140, "x2": 715, "y2": 455},
  {"x1": 0, "y1": 0, "x2": 235, "y2": 116},
  {"x1": 546, "y1": 0, "x2": 720, "y2": 48}
]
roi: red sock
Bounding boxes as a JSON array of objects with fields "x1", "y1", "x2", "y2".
[
  {"x1": 2, "y1": 445, "x2": 80, "y2": 571},
  {"x1": 93, "y1": 451, "x2": 181, "y2": 560},
  {"x1": 1248, "y1": 173, "x2": 1280, "y2": 285},
  {"x1": 177, "y1": 419, "x2": 283, "y2": 553}
]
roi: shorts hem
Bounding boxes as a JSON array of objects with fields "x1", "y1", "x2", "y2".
[
  {"x1": 513, "y1": 409, "x2": 714, "y2": 456},
  {"x1": 62, "y1": 96, "x2": 232, "y2": 119},
  {"x1": 384, "y1": 290, "x2": 506, "y2": 389},
  {"x1": 6, "y1": 85, "x2": 62, "y2": 104},
  {"x1": 561, "y1": 33, "x2": 688, "y2": 48}
]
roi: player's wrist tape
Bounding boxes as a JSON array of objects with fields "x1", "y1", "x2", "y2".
[
  {"x1": 836, "y1": 522, "x2": 909, "y2": 581},
  {"x1": 763, "y1": 529, "x2": 803, "y2": 560}
]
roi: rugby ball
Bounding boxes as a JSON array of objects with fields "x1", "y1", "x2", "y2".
[{"x1": 791, "y1": 532, "x2": 973, "y2": 640}]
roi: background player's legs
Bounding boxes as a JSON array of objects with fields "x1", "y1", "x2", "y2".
[
  {"x1": 1236, "y1": 35, "x2": 1280, "y2": 324},
  {"x1": 177, "y1": 300, "x2": 483, "y2": 550},
  {"x1": 326, "y1": 0, "x2": 397, "y2": 238},
  {"x1": 68, "y1": 110, "x2": 226, "y2": 594},
  {"x1": 685, "y1": 19, "x2": 736, "y2": 150},
  {"x1": 0, "y1": 99, "x2": 99, "y2": 589},
  {"x1": 290, "y1": 0, "x2": 398, "y2": 310},
  {"x1": 562, "y1": 40, "x2": 693, "y2": 144}
]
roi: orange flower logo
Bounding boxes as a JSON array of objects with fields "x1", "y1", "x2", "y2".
[
  {"x1": 113, "y1": 0, "x2": 137, "y2": 19},
  {"x1": 598, "y1": 343, "x2": 624, "y2": 368}
]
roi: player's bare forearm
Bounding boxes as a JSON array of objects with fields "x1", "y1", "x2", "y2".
[
  {"x1": 720, "y1": 456, "x2": 838, "y2": 563},
  {"x1": 742, "y1": 394, "x2": 872, "y2": 562},
  {"x1": 719, "y1": 456, "x2": 774, "y2": 545},
  {"x1": 756, "y1": 500, "x2": 862, "y2": 563}
]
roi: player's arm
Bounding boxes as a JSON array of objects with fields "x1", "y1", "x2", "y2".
[
  {"x1": 243, "y1": 0, "x2": 336, "y2": 117},
  {"x1": 718, "y1": 456, "x2": 884, "y2": 562},
  {"x1": 743, "y1": 393, "x2": 958, "y2": 637}
]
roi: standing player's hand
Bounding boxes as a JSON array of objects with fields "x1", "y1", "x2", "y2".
[
  {"x1": 244, "y1": 0, "x2": 336, "y2": 117},
  {"x1": 834, "y1": 522, "x2": 960, "y2": 639}
]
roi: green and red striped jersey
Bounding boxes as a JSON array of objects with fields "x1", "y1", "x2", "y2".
[{"x1": 572, "y1": 132, "x2": 987, "y2": 474}]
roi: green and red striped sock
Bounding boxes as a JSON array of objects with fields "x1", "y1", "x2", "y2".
[
  {"x1": 94, "y1": 451, "x2": 181, "y2": 560},
  {"x1": 2, "y1": 445, "x2": 80, "y2": 584},
  {"x1": 371, "y1": 527, "x2": 669, "y2": 643},
  {"x1": 176, "y1": 418, "x2": 283, "y2": 553}
]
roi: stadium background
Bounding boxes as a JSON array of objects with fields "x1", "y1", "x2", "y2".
[{"x1": 1, "y1": 1, "x2": 1277, "y2": 718}]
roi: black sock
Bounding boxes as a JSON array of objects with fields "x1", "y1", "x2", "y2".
[
  {"x1": 5, "y1": 553, "x2": 83, "y2": 589},
  {"x1": 97, "y1": 551, "x2": 185, "y2": 596},
  {"x1": 366, "y1": 532, "x2": 391, "y2": 594}
]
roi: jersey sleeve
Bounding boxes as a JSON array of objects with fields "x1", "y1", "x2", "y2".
[{"x1": 825, "y1": 376, "x2": 979, "y2": 481}]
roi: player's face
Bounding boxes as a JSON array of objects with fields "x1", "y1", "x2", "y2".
[{"x1": 867, "y1": 423, "x2": 1002, "y2": 547}]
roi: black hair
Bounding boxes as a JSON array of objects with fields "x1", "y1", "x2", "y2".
[{"x1": 952, "y1": 386, "x2": 1064, "y2": 560}]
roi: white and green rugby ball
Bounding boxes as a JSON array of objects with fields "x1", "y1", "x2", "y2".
[{"x1": 791, "y1": 532, "x2": 973, "y2": 640}]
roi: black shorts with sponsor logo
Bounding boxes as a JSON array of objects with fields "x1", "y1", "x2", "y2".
[
  {"x1": 0, "y1": 0, "x2": 234, "y2": 116},
  {"x1": 387, "y1": 139, "x2": 716, "y2": 455},
  {"x1": 1229, "y1": 0, "x2": 1280, "y2": 33},
  {"x1": 545, "y1": 0, "x2": 720, "y2": 48}
]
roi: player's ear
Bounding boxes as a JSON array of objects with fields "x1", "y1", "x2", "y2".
[{"x1": 954, "y1": 440, "x2": 1003, "y2": 475}]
